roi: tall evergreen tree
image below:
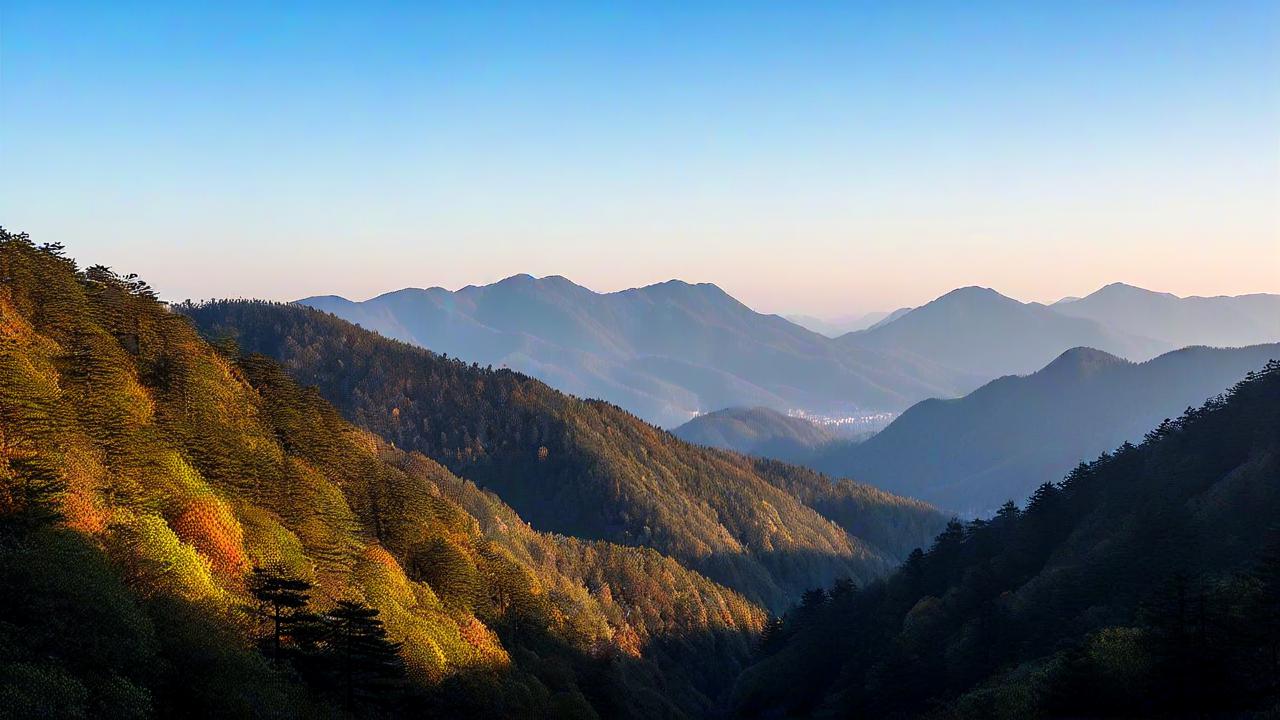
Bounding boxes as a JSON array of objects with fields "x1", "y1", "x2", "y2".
[
  {"x1": 246, "y1": 566, "x2": 316, "y2": 665},
  {"x1": 321, "y1": 600, "x2": 405, "y2": 710}
]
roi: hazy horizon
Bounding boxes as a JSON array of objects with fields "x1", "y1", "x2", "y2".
[
  {"x1": 297, "y1": 273, "x2": 1279, "y2": 322},
  {"x1": 3, "y1": 1, "x2": 1277, "y2": 315}
]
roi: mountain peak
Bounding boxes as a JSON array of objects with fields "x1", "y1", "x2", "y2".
[
  {"x1": 635, "y1": 278, "x2": 736, "y2": 302},
  {"x1": 645, "y1": 278, "x2": 720, "y2": 291},
  {"x1": 492, "y1": 273, "x2": 537, "y2": 287},
  {"x1": 1038, "y1": 346, "x2": 1126, "y2": 376},
  {"x1": 1089, "y1": 282, "x2": 1178, "y2": 301},
  {"x1": 934, "y1": 286, "x2": 1014, "y2": 304}
]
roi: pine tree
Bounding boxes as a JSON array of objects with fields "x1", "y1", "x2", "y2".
[
  {"x1": 320, "y1": 600, "x2": 404, "y2": 710},
  {"x1": 246, "y1": 566, "x2": 316, "y2": 665},
  {"x1": 757, "y1": 616, "x2": 785, "y2": 656}
]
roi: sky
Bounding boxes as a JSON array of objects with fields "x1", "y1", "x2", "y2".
[{"x1": 2, "y1": 1, "x2": 1278, "y2": 317}]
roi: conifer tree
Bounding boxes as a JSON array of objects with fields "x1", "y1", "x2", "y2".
[
  {"x1": 246, "y1": 566, "x2": 316, "y2": 665},
  {"x1": 320, "y1": 600, "x2": 405, "y2": 710}
]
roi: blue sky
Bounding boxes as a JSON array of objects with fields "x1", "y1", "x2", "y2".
[{"x1": 2, "y1": 1, "x2": 1277, "y2": 315}]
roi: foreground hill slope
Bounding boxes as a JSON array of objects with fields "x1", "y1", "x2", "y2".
[
  {"x1": 812, "y1": 343, "x2": 1280, "y2": 514},
  {"x1": 299, "y1": 276, "x2": 973, "y2": 427},
  {"x1": 183, "y1": 300, "x2": 946, "y2": 611},
  {"x1": 838, "y1": 286, "x2": 1169, "y2": 379},
  {"x1": 0, "y1": 231, "x2": 766, "y2": 718},
  {"x1": 733, "y1": 359, "x2": 1280, "y2": 718}
]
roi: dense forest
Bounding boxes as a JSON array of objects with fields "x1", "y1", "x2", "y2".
[
  {"x1": 7, "y1": 225, "x2": 1274, "y2": 718},
  {"x1": 182, "y1": 300, "x2": 945, "y2": 611},
  {"x1": 0, "y1": 229, "x2": 773, "y2": 718},
  {"x1": 732, "y1": 359, "x2": 1280, "y2": 718}
]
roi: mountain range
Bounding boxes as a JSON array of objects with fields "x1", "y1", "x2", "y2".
[
  {"x1": 183, "y1": 298, "x2": 946, "y2": 612},
  {"x1": 302, "y1": 279, "x2": 1278, "y2": 429},
  {"x1": 4, "y1": 228, "x2": 1279, "y2": 718},
  {"x1": 1053, "y1": 281, "x2": 1280, "y2": 349},
  {"x1": 299, "y1": 276, "x2": 975, "y2": 428},
  {"x1": 810, "y1": 342, "x2": 1280, "y2": 514},
  {"x1": 834, "y1": 285, "x2": 1169, "y2": 380}
]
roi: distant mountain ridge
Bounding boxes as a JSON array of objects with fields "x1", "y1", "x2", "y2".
[
  {"x1": 1053, "y1": 281, "x2": 1280, "y2": 349},
  {"x1": 300, "y1": 275, "x2": 977, "y2": 427},
  {"x1": 835, "y1": 285, "x2": 1170, "y2": 379},
  {"x1": 809, "y1": 342, "x2": 1280, "y2": 514},
  {"x1": 784, "y1": 311, "x2": 892, "y2": 337},
  {"x1": 302, "y1": 277, "x2": 1279, "y2": 429}
]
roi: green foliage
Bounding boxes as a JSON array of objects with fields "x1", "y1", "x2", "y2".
[{"x1": 0, "y1": 229, "x2": 767, "y2": 718}]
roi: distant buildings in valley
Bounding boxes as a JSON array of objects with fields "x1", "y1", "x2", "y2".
[{"x1": 785, "y1": 409, "x2": 897, "y2": 433}]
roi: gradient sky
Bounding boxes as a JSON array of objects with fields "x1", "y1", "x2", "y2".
[{"x1": 2, "y1": 1, "x2": 1277, "y2": 317}]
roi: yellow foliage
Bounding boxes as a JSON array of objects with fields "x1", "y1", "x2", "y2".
[
  {"x1": 352, "y1": 542, "x2": 509, "y2": 682},
  {"x1": 236, "y1": 503, "x2": 312, "y2": 581},
  {"x1": 152, "y1": 451, "x2": 211, "y2": 514},
  {"x1": 108, "y1": 511, "x2": 223, "y2": 602}
]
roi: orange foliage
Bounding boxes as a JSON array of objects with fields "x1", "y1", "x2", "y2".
[
  {"x1": 171, "y1": 495, "x2": 248, "y2": 579},
  {"x1": 458, "y1": 617, "x2": 507, "y2": 666},
  {"x1": 61, "y1": 490, "x2": 107, "y2": 534},
  {"x1": 361, "y1": 543, "x2": 403, "y2": 575},
  {"x1": 610, "y1": 624, "x2": 643, "y2": 658}
]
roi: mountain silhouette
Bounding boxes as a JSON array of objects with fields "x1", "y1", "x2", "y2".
[
  {"x1": 810, "y1": 342, "x2": 1280, "y2": 515},
  {"x1": 837, "y1": 285, "x2": 1171, "y2": 379},
  {"x1": 300, "y1": 276, "x2": 975, "y2": 427},
  {"x1": 1053, "y1": 282, "x2": 1280, "y2": 349}
]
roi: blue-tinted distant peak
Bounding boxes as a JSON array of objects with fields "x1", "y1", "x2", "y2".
[
  {"x1": 638, "y1": 279, "x2": 730, "y2": 295},
  {"x1": 935, "y1": 286, "x2": 1009, "y2": 302},
  {"x1": 1088, "y1": 282, "x2": 1177, "y2": 300},
  {"x1": 1039, "y1": 346, "x2": 1126, "y2": 375}
]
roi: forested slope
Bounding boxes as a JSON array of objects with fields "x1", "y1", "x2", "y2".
[
  {"x1": 0, "y1": 230, "x2": 766, "y2": 719},
  {"x1": 732, "y1": 359, "x2": 1280, "y2": 718},
  {"x1": 182, "y1": 300, "x2": 945, "y2": 611}
]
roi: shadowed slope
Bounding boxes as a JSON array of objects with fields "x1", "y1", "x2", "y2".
[
  {"x1": 732, "y1": 360, "x2": 1280, "y2": 718},
  {"x1": 812, "y1": 343, "x2": 1280, "y2": 515},
  {"x1": 183, "y1": 300, "x2": 947, "y2": 611}
]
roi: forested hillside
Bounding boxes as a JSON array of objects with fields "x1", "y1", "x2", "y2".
[
  {"x1": 0, "y1": 230, "x2": 769, "y2": 719},
  {"x1": 182, "y1": 300, "x2": 946, "y2": 611},
  {"x1": 732, "y1": 360, "x2": 1280, "y2": 718}
]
